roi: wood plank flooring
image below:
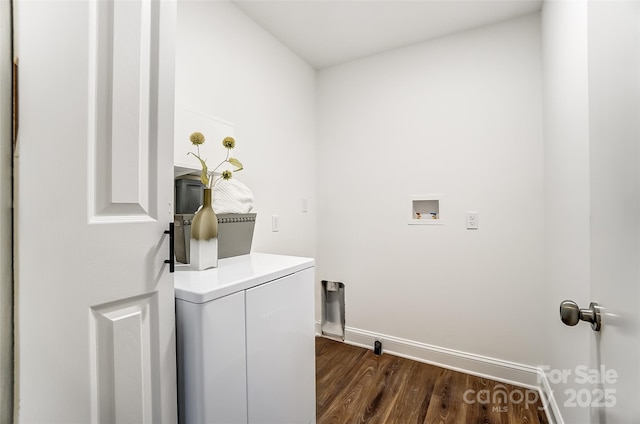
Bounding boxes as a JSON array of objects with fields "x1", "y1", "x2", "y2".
[{"x1": 316, "y1": 337, "x2": 549, "y2": 424}]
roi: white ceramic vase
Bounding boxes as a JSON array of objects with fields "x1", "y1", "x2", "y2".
[{"x1": 190, "y1": 237, "x2": 218, "y2": 271}]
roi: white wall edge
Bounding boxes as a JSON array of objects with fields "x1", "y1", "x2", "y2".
[{"x1": 315, "y1": 322, "x2": 561, "y2": 424}]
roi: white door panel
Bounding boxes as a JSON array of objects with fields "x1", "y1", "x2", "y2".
[
  {"x1": 543, "y1": 3, "x2": 640, "y2": 422},
  {"x1": 89, "y1": 0, "x2": 158, "y2": 220},
  {"x1": 91, "y1": 294, "x2": 157, "y2": 424},
  {"x1": 587, "y1": 2, "x2": 640, "y2": 423},
  {"x1": 14, "y1": 0, "x2": 177, "y2": 422}
]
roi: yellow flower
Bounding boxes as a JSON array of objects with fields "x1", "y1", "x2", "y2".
[
  {"x1": 222, "y1": 136, "x2": 236, "y2": 149},
  {"x1": 188, "y1": 132, "x2": 244, "y2": 189},
  {"x1": 190, "y1": 132, "x2": 205, "y2": 145}
]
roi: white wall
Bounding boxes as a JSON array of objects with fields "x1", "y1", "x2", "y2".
[
  {"x1": 541, "y1": 2, "x2": 591, "y2": 423},
  {"x1": 316, "y1": 14, "x2": 545, "y2": 365},
  {"x1": 176, "y1": 1, "x2": 317, "y2": 258}
]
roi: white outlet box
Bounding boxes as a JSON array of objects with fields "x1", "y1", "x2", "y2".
[
  {"x1": 408, "y1": 194, "x2": 444, "y2": 225},
  {"x1": 272, "y1": 215, "x2": 279, "y2": 232}
]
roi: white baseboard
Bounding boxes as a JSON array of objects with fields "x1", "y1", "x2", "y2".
[
  {"x1": 538, "y1": 369, "x2": 563, "y2": 424},
  {"x1": 315, "y1": 322, "x2": 560, "y2": 424}
]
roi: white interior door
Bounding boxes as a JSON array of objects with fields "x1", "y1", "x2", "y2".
[
  {"x1": 543, "y1": 2, "x2": 640, "y2": 422},
  {"x1": 13, "y1": 0, "x2": 177, "y2": 422},
  {"x1": 586, "y1": 2, "x2": 640, "y2": 423}
]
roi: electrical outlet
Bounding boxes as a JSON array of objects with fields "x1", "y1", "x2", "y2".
[
  {"x1": 466, "y1": 212, "x2": 479, "y2": 229},
  {"x1": 272, "y1": 215, "x2": 280, "y2": 232}
]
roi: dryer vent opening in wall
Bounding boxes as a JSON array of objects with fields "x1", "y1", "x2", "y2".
[{"x1": 321, "y1": 280, "x2": 345, "y2": 341}]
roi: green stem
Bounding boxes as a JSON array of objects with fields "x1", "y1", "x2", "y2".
[{"x1": 209, "y1": 150, "x2": 232, "y2": 188}]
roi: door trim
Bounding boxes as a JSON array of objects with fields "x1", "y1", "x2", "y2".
[{"x1": 0, "y1": 0, "x2": 14, "y2": 422}]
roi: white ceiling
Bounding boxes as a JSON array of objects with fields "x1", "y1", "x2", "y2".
[{"x1": 232, "y1": 0, "x2": 543, "y2": 69}]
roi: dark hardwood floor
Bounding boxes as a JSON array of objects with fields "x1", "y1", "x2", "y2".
[{"x1": 316, "y1": 337, "x2": 549, "y2": 424}]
